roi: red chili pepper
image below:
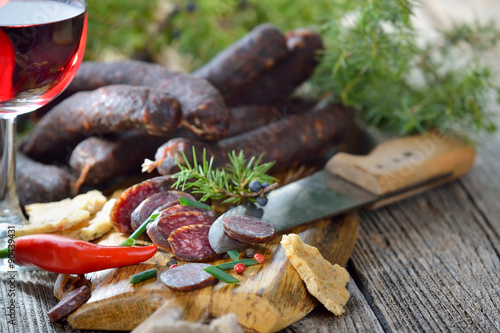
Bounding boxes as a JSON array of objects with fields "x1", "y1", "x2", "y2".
[{"x1": 0, "y1": 234, "x2": 157, "y2": 274}]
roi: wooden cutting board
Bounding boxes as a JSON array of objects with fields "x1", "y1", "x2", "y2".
[{"x1": 54, "y1": 211, "x2": 359, "y2": 332}]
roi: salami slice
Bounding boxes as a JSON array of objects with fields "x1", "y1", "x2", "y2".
[
  {"x1": 222, "y1": 215, "x2": 276, "y2": 244},
  {"x1": 159, "y1": 204, "x2": 217, "y2": 221},
  {"x1": 152, "y1": 212, "x2": 215, "y2": 251},
  {"x1": 160, "y1": 263, "x2": 217, "y2": 291},
  {"x1": 47, "y1": 286, "x2": 91, "y2": 322},
  {"x1": 130, "y1": 191, "x2": 196, "y2": 231},
  {"x1": 110, "y1": 176, "x2": 175, "y2": 234},
  {"x1": 146, "y1": 221, "x2": 171, "y2": 251},
  {"x1": 167, "y1": 224, "x2": 218, "y2": 262}
]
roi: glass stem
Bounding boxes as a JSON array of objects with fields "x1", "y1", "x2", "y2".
[{"x1": 0, "y1": 116, "x2": 25, "y2": 224}]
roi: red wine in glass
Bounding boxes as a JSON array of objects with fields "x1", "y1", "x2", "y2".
[
  {"x1": 0, "y1": 0, "x2": 87, "y2": 113},
  {"x1": 0, "y1": 0, "x2": 87, "y2": 270}
]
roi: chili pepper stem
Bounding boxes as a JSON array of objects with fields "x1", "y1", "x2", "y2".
[{"x1": 0, "y1": 247, "x2": 9, "y2": 259}]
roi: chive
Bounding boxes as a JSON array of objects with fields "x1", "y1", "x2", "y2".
[
  {"x1": 119, "y1": 238, "x2": 136, "y2": 247},
  {"x1": 130, "y1": 268, "x2": 157, "y2": 284},
  {"x1": 226, "y1": 249, "x2": 239, "y2": 261},
  {"x1": 203, "y1": 266, "x2": 240, "y2": 284},
  {"x1": 216, "y1": 259, "x2": 258, "y2": 271},
  {"x1": 179, "y1": 196, "x2": 213, "y2": 210},
  {"x1": 119, "y1": 212, "x2": 159, "y2": 246}
]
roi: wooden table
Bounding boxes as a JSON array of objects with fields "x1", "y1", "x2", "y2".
[{"x1": 1, "y1": 2, "x2": 499, "y2": 332}]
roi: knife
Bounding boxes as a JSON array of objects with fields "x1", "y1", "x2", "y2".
[{"x1": 208, "y1": 133, "x2": 476, "y2": 253}]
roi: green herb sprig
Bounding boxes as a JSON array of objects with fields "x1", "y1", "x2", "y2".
[{"x1": 172, "y1": 149, "x2": 278, "y2": 205}]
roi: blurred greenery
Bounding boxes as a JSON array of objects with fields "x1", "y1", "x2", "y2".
[
  {"x1": 85, "y1": 0, "x2": 500, "y2": 139},
  {"x1": 85, "y1": 0, "x2": 334, "y2": 69}
]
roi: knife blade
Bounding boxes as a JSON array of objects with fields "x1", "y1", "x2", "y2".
[{"x1": 208, "y1": 133, "x2": 476, "y2": 253}]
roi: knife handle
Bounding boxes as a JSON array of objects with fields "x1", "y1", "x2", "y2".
[{"x1": 325, "y1": 133, "x2": 476, "y2": 198}]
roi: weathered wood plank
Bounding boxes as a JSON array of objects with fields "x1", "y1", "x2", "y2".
[
  {"x1": 351, "y1": 180, "x2": 500, "y2": 332},
  {"x1": 282, "y1": 279, "x2": 385, "y2": 333}
]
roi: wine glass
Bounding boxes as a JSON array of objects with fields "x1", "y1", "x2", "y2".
[{"x1": 0, "y1": 0, "x2": 87, "y2": 271}]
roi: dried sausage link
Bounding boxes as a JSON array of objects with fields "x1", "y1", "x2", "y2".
[
  {"x1": 147, "y1": 100, "x2": 354, "y2": 176},
  {"x1": 69, "y1": 131, "x2": 168, "y2": 188},
  {"x1": 66, "y1": 60, "x2": 230, "y2": 140},
  {"x1": 17, "y1": 153, "x2": 76, "y2": 207},
  {"x1": 193, "y1": 23, "x2": 289, "y2": 102},
  {"x1": 226, "y1": 98, "x2": 316, "y2": 137},
  {"x1": 21, "y1": 85, "x2": 181, "y2": 161},
  {"x1": 226, "y1": 29, "x2": 324, "y2": 106}
]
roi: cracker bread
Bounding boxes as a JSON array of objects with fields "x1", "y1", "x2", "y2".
[
  {"x1": 18, "y1": 190, "x2": 107, "y2": 236},
  {"x1": 57, "y1": 199, "x2": 116, "y2": 241},
  {"x1": 280, "y1": 233, "x2": 350, "y2": 316}
]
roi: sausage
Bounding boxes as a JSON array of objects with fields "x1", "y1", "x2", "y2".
[
  {"x1": 69, "y1": 131, "x2": 168, "y2": 188},
  {"x1": 222, "y1": 215, "x2": 276, "y2": 244},
  {"x1": 65, "y1": 60, "x2": 230, "y2": 140},
  {"x1": 47, "y1": 285, "x2": 91, "y2": 322},
  {"x1": 110, "y1": 175, "x2": 176, "y2": 234},
  {"x1": 130, "y1": 191, "x2": 196, "y2": 231},
  {"x1": 193, "y1": 23, "x2": 289, "y2": 102},
  {"x1": 226, "y1": 99, "x2": 316, "y2": 137},
  {"x1": 21, "y1": 85, "x2": 181, "y2": 161},
  {"x1": 148, "y1": 212, "x2": 215, "y2": 251},
  {"x1": 160, "y1": 263, "x2": 217, "y2": 291},
  {"x1": 226, "y1": 29, "x2": 324, "y2": 106},
  {"x1": 167, "y1": 224, "x2": 219, "y2": 262},
  {"x1": 145, "y1": 99, "x2": 354, "y2": 176},
  {"x1": 16, "y1": 153, "x2": 76, "y2": 207}
]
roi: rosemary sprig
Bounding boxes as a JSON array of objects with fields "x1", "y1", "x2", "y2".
[{"x1": 171, "y1": 148, "x2": 278, "y2": 204}]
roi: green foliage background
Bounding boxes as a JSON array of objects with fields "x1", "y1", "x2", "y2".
[{"x1": 85, "y1": 0, "x2": 333, "y2": 69}]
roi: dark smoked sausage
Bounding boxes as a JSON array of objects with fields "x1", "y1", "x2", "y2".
[
  {"x1": 226, "y1": 99, "x2": 315, "y2": 137},
  {"x1": 17, "y1": 153, "x2": 76, "y2": 207},
  {"x1": 21, "y1": 85, "x2": 181, "y2": 161},
  {"x1": 145, "y1": 100, "x2": 354, "y2": 176},
  {"x1": 222, "y1": 215, "x2": 276, "y2": 244},
  {"x1": 69, "y1": 131, "x2": 168, "y2": 188},
  {"x1": 110, "y1": 175, "x2": 176, "y2": 234},
  {"x1": 65, "y1": 60, "x2": 231, "y2": 140},
  {"x1": 193, "y1": 23, "x2": 289, "y2": 102},
  {"x1": 226, "y1": 29, "x2": 324, "y2": 106},
  {"x1": 167, "y1": 224, "x2": 218, "y2": 262},
  {"x1": 160, "y1": 263, "x2": 217, "y2": 291}
]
